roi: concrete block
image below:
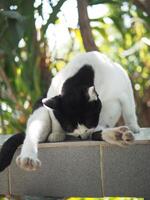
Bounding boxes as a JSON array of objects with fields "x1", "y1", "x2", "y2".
[
  {"x1": 102, "y1": 144, "x2": 150, "y2": 198},
  {"x1": 10, "y1": 143, "x2": 102, "y2": 197}
]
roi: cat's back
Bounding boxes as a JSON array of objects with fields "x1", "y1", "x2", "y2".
[{"x1": 47, "y1": 51, "x2": 130, "y2": 98}]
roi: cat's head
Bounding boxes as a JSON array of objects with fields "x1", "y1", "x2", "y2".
[{"x1": 42, "y1": 86, "x2": 102, "y2": 138}]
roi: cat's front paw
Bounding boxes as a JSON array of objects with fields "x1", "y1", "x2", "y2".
[
  {"x1": 102, "y1": 126, "x2": 134, "y2": 146},
  {"x1": 16, "y1": 155, "x2": 41, "y2": 171},
  {"x1": 48, "y1": 132, "x2": 66, "y2": 142}
]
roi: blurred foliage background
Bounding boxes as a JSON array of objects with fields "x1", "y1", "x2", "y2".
[{"x1": 0, "y1": 0, "x2": 150, "y2": 134}]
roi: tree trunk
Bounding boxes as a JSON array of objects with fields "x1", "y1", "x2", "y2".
[
  {"x1": 77, "y1": 0, "x2": 98, "y2": 52},
  {"x1": 134, "y1": 0, "x2": 150, "y2": 16}
]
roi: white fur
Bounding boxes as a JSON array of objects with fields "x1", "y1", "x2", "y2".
[
  {"x1": 16, "y1": 107, "x2": 51, "y2": 170},
  {"x1": 88, "y1": 86, "x2": 98, "y2": 101},
  {"x1": 17, "y1": 51, "x2": 139, "y2": 170},
  {"x1": 47, "y1": 109, "x2": 65, "y2": 142},
  {"x1": 47, "y1": 51, "x2": 139, "y2": 132}
]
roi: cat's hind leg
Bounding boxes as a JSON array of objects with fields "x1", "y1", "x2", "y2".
[
  {"x1": 16, "y1": 107, "x2": 51, "y2": 171},
  {"x1": 119, "y1": 92, "x2": 140, "y2": 133},
  {"x1": 99, "y1": 100, "x2": 122, "y2": 128}
]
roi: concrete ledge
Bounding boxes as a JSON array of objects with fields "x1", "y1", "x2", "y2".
[{"x1": 0, "y1": 128, "x2": 150, "y2": 198}]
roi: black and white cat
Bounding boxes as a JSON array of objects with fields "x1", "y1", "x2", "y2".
[{"x1": 0, "y1": 51, "x2": 139, "y2": 172}]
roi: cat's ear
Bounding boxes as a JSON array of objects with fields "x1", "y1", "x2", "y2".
[
  {"x1": 42, "y1": 96, "x2": 61, "y2": 110},
  {"x1": 87, "y1": 86, "x2": 98, "y2": 102}
]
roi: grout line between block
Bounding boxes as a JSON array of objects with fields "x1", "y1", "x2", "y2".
[
  {"x1": 8, "y1": 167, "x2": 12, "y2": 194},
  {"x1": 100, "y1": 145, "x2": 105, "y2": 197}
]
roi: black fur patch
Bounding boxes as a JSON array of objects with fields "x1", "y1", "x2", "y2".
[
  {"x1": 91, "y1": 131, "x2": 103, "y2": 140},
  {"x1": 45, "y1": 65, "x2": 102, "y2": 132},
  {"x1": 62, "y1": 64, "x2": 94, "y2": 94}
]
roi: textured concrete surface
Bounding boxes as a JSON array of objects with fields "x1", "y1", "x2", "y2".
[
  {"x1": 102, "y1": 144, "x2": 150, "y2": 198},
  {"x1": 0, "y1": 128, "x2": 150, "y2": 197},
  {"x1": 0, "y1": 167, "x2": 9, "y2": 194},
  {"x1": 134, "y1": 128, "x2": 150, "y2": 140},
  {"x1": 10, "y1": 146, "x2": 102, "y2": 197}
]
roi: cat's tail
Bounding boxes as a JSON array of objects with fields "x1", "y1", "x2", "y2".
[{"x1": 0, "y1": 132, "x2": 25, "y2": 172}]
